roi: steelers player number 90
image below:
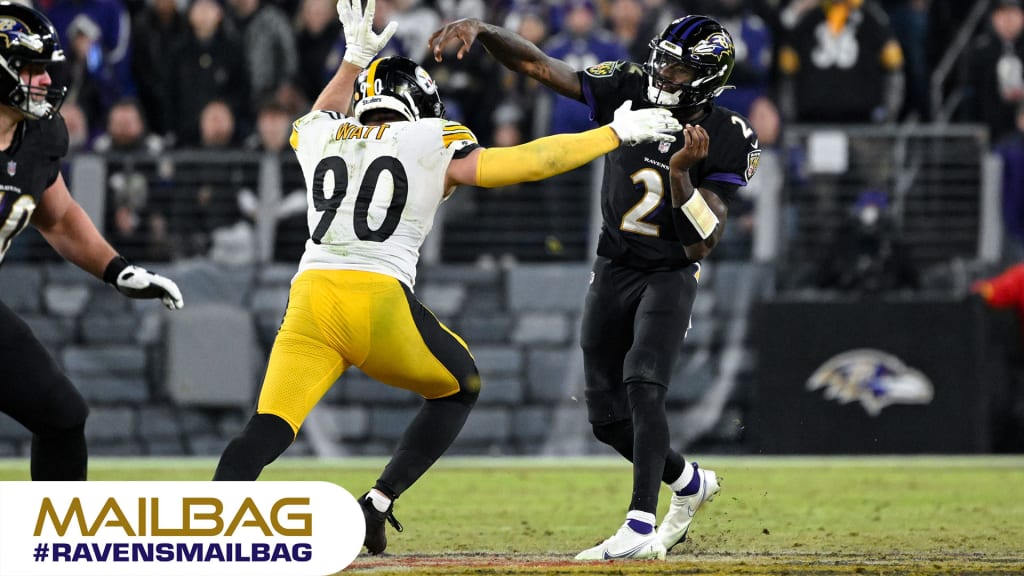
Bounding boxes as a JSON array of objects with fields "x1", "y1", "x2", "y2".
[{"x1": 310, "y1": 154, "x2": 409, "y2": 244}]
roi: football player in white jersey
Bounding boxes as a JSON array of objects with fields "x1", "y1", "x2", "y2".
[{"x1": 212, "y1": 0, "x2": 682, "y2": 556}]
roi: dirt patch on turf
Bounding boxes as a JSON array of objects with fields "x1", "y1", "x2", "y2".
[{"x1": 343, "y1": 552, "x2": 1024, "y2": 575}]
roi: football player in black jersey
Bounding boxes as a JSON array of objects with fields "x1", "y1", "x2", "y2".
[
  {"x1": 0, "y1": 2, "x2": 183, "y2": 481},
  {"x1": 430, "y1": 15, "x2": 760, "y2": 559}
]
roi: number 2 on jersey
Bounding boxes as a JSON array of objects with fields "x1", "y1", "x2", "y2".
[
  {"x1": 310, "y1": 155, "x2": 408, "y2": 244},
  {"x1": 621, "y1": 168, "x2": 664, "y2": 237}
]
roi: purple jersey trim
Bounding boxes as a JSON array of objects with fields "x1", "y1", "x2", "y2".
[{"x1": 705, "y1": 172, "x2": 746, "y2": 186}]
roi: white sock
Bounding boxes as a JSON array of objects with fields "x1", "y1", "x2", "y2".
[
  {"x1": 625, "y1": 510, "x2": 656, "y2": 527},
  {"x1": 668, "y1": 461, "x2": 695, "y2": 493},
  {"x1": 367, "y1": 488, "x2": 392, "y2": 513}
]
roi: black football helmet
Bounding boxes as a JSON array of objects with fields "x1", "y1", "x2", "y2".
[
  {"x1": 643, "y1": 15, "x2": 735, "y2": 109},
  {"x1": 352, "y1": 56, "x2": 445, "y2": 122},
  {"x1": 0, "y1": 2, "x2": 66, "y2": 119}
]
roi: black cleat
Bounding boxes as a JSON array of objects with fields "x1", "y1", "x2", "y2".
[{"x1": 359, "y1": 492, "x2": 403, "y2": 555}]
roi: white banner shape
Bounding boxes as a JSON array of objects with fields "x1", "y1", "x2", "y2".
[{"x1": 0, "y1": 481, "x2": 364, "y2": 576}]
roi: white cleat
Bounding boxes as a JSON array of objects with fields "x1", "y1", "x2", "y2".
[
  {"x1": 574, "y1": 522, "x2": 667, "y2": 561},
  {"x1": 657, "y1": 462, "x2": 721, "y2": 551}
]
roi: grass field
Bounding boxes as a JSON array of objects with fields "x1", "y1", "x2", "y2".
[{"x1": 1, "y1": 455, "x2": 1022, "y2": 575}]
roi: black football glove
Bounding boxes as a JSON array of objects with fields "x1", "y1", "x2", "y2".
[{"x1": 103, "y1": 256, "x2": 184, "y2": 310}]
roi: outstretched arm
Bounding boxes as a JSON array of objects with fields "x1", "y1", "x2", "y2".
[
  {"x1": 33, "y1": 174, "x2": 184, "y2": 309},
  {"x1": 312, "y1": 0, "x2": 397, "y2": 113},
  {"x1": 428, "y1": 19, "x2": 582, "y2": 101},
  {"x1": 446, "y1": 101, "x2": 680, "y2": 188},
  {"x1": 32, "y1": 173, "x2": 118, "y2": 278}
]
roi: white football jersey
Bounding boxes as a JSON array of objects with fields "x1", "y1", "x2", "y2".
[{"x1": 289, "y1": 110, "x2": 478, "y2": 287}]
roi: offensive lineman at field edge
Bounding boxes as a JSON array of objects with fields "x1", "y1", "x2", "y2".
[
  {"x1": 0, "y1": 2, "x2": 182, "y2": 481},
  {"x1": 430, "y1": 14, "x2": 760, "y2": 559},
  {"x1": 212, "y1": 0, "x2": 683, "y2": 557}
]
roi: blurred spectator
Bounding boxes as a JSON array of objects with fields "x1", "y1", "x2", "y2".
[
  {"x1": 695, "y1": 0, "x2": 774, "y2": 118},
  {"x1": 995, "y1": 103, "x2": 1024, "y2": 262},
  {"x1": 61, "y1": 101, "x2": 91, "y2": 153},
  {"x1": 544, "y1": 0, "x2": 627, "y2": 135},
  {"x1": 880, "y1": 0, "x2": 929, "y2": 120},
  {"x1": 62, "y1": 13, "x2": 123, "y2": 133},
  {"x1": 961, "y1": 0, "x2": 1024, "y2": 144},
  {"x1": 100, "y1": 99, "x2": 173, "y2": 261},
  {"x1": 198, "y1": 99, "x2": 237, "y2": 148},
  {"x1": 777, "y1": 0, "x2": 905, "y2": 124},
  {"x1": 170, "y1": 100, "x2": 252, "y2": 261},
  {"x1": 390, "y1": 0, "x2": 442, "y2": 62},
  {"x1": 108, "y1": 169, "x2": 175, "y2": 262},
  {"x1": 166, "y1": 0, "x2": 248, "y2": 146},
  {"x1": 93, "y1": 98, "x2": 165, "y2": 153},
  {"x1": 294, "y1": 0, "x2": 341, "y2": 103},
  {"x1": 815, "y1": 189, "x2": 919, "y2": 294},
  {"x1": 45, "y1": 0, "x2": 136, "y2": 100},
  {"x1": 608, "y1": 0, "x2": 646, "y2": 62},
  {"x1": 227, "y1": 0, "x2": 298, "y2": 114},
  {"x1": 131, "y1": 0, "x2": 188, "y2": 136},
  {"x1": 244, "y1": 99, "x2": 292, "y2": 152},
  {"x1": 268, "y1": 81, "x2": 309, "y2": 119}
]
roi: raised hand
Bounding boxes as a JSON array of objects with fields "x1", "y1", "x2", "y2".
[
  {"x1": 428, "y1": 18, "x2": 484, "y2": 62},
  {"x1": 669, "y1": 124, "x2": 709, "y2": 171},
  {"x1": 338, "y1": 0, "x2": 397, "y2": 68},
  {"x1": 607, "y1": 100, "x2": 683, "y2": 146}
]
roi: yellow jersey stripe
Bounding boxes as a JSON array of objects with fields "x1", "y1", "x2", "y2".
[
  {"x1": 442, "y1": 130, "x2": 475, "y2": 140},
  {"x1": 366, "y1": 59, "x2": 382, "y2": 97},
  {"x1": 443, "y1": 133, "x2": 477, "y2": 147},
  {"x1": 442, "y1": 124, "x2": 470, "y2": 133},
  {"x1": 289, "y1": 127, "x2": 299, "y2": 151}
]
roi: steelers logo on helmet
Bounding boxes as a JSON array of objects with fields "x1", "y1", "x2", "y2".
[
  {"x1": 643, "y1": 15, "x2": 735, "y2": 110},
  {"x1": 414, "y1": 66, "x2": 437, "y2": 95}
]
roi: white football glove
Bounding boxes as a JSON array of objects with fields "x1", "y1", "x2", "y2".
[
  {"x1": 105, "y1": 258, "x2": 184, "y2": 310},
  {"x1": 338, "y1": 0, "x2": 398, "y2": 68},
  {"x1": 607, "y1": 100, "x2": 682, "y2": 146}
]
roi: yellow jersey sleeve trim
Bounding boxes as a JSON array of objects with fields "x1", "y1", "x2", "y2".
[
  {"x1": 476, "y1": 126, "x2": 619, "y2": 188},
  {"x1": 443, "y1": 132, "x2": 477, "y2": 147},
  {"x1": 289, "y1": 127, "x2": 300, "y2": 151}
]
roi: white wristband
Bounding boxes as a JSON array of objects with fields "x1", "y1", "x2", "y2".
[{"x1": 680, "y1": 192, "x2": 719, "y2": 240}]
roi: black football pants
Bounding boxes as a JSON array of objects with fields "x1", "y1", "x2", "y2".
[
  {"x1": 580, "y1": 257, "x2": 698, "y2": 514},
  {"x1": 0, "y1": 299, "x2": 89, "y2": 480}
]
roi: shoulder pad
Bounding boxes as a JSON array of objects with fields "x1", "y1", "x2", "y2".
[
  {"x1": 40, "y1": 115, "x2": 69, "y2": 159},
  {"x1": 440, "y1": 119, "x2": 478, "y2": 150}
]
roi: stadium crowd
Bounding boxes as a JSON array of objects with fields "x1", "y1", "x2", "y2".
[{"x1": 13, "y1": 0, "x2": 1022, "y2": 266}]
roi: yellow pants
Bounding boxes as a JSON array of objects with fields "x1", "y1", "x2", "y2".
[{"x1": 257, "y1": 269, "x2": 478, "y2": 434}]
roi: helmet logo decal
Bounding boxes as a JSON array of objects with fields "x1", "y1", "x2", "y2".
[
  {"x1": 0, "y1": 18, "x2": 43, "y2": 53},
  {"x1": 691, "y1": 32, "x2": 733, "y2": 61},
  {"x1": 413, "y1": 66, "x2": 436, "y2": 95}
]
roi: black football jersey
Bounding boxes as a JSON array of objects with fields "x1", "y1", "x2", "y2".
[
  {"x1": 578, "y1": 61, "x2": 760, "y2": 270},
  {"x1": 0, "y1": 115, "x2": 69, "y2": 263}
]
